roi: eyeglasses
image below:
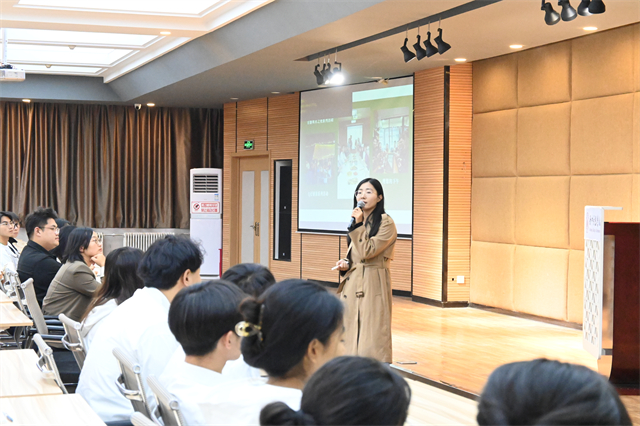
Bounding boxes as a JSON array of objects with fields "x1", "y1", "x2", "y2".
[
  {"x1": 41, "y1": 225, "x2": 60, "y2": 234},
  {"x1": 0, "y1": 221, "x2": 17, "y2": 228},
  {"x1": 355, "y1": 189, "x2": 375, "y2": 197}
]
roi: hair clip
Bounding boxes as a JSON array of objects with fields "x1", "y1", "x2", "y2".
[{"x1": 235, "y1": 304, "x2": 266, "y2": 341}]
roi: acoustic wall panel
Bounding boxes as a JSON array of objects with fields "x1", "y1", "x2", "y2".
[
  {"x1": 567, "y1": 250, "x2": 585, "y2": 323},
  {"x1": 470, "y1": 241, "x2": 514, "y2": 310},
  {"x1": 517, "y1": 103, "x2": 571, "y2": 176},
  {"x1": 572, "y1": 24, "x2": 637, "y2": 101},
  {"x1": 473, "y1": 54, "x2": 518, "y2": 114},
  {"x1": 222, "y1": 102, "x2": 237, "y2": 273},
  {"x1": 513, "y1": 245, "x2": 568, "y2": 320},
  {"x1": 634, "y1": 93, "x2": 639, "y2": 173},
  {"x1": 391, "y1": 239, "x2": 412, "y2": 293},
  {"x1": 471, "y1": 177, "x2": 516, "y2": 244},
  {"x1": 515, "y1": 176, "x2": 570, "y2": 249},
  {"x1": 237, "y1": 99, "x2": 268, "y2": 152},
  {"x1": 571, "y1": 94, "x2": 635, "y2": 175},
  {"x1": 472, "y1": 109, "x2": 517, "y2": 177},
  {"x1": 518, "y1": 41, "x2": 571, "y2": 108},
  {"x1": 301, "y1": 233, "x2": 340, "y2": 283}
]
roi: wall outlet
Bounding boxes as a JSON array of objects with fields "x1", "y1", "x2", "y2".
[{"x1": 456, "y1": 275, "x2": 465, "y2": 284}]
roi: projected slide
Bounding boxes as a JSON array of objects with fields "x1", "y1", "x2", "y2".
[{"x1": 299, "y1": 77, "x2": 413, "y2": 235}]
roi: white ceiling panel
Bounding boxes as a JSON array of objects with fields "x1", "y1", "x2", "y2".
[{"x1": 16, "y1": 0, "x2": 222, "y2": 16}]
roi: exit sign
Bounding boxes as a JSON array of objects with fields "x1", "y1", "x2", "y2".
[{"x1": 244, "y1": 140, "x2": 254, "y2": 150}]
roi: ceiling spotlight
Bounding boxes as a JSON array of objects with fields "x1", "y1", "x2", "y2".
[
  {"x1": 230, "y1": 97, "x2": 238, "y2": 100},
  {"x1": 401, "y1": 27, "x2": 416, "y2": 63},
  {"x1": 146, "y1": 103, "x2": 155, "y2": 107},
  {"x1": 423, "y1": 23, "x2": 439, "y2": 57},
  {"x1": 583, "y1": 26, "x2": 598, "y2": 31},
  {"x1": 541, "y1": 0, "x2": 561, "y2": 25},
  {"x1": 559, "y1": 0, "x2": 577, "y2": 21},
  {"x1": 435, "y1": 28, "x2": 451, "y2": 55},
  {"x1": 454, "y1": 58, "x2": 467, "y2": 62},
  {"x1": 577, "y1": 0, "x2": 592, "y2": 15},
  {"x1": 413, "y1": 31, "x2": 427, "y2": 60},
  {"x1": 330, "y1": 62, "x2": 344, "y2": 85},
  {"x1": 22, "y1": 99, "x2": 31, "y2": 103},
  {"x1": 45, "y1": 64, "x2": 52, "y2": 68},
  {"x1": 510, "y1": 44, "x2": 524, "y2": 49},
  {"x1": 588, "y1": 0, "x2": 605, "y2": 13},
  {"x1": 68, "y1": 45, "x2": 76, "y2": 50},
  {"x1": 160, "y1": 31, "x2": 171, "y2": 35},
  {"x1": 321, "y1": 57, "x2": 333, "y2": 83}
]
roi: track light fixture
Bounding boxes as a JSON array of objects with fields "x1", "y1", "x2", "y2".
[
  {"x1": 577, "y1": 0, "x2": 592, "y2": 15},
  {"x1": 434, "y1": 19, "x2": 451, "y2": 55},
  {"x1": 314, "y1": 60, "x2": 324, "y2": 85},
  {"x1": 588, "y1": 0, "x2": 605, "y2": 13},
  {"x1": 559, "y1": 0, "x2": 577, "y2": 20},
  {"x1": 413, "y1": 26, "x2": 427, "y2": 60},
  {"x1": 541, "y1": 0, "x2": 561, "y2": 25},
  {"x1": 329, "y1": 51, "x2": 344, "y2": 84},
  {"x1": 312, "y1": 53, "x2": 346, "y2": 86},
  {"x1": 401, "y1": 28, "x2": 416, "y2": 63},
  {"x1": 423, "y1": 22, "x2": 438, "y2": 58},
  {"x1": 321, "y1": 56, "x2": 333, "y2": 83}
]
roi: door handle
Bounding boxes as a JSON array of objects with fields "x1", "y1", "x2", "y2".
[{"x1": 249, "y1": 222, "x2": 259, "y2": 237}]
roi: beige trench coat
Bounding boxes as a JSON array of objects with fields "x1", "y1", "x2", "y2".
[{"x1": 337, "y1": 214, "x2": 397, "y2": 363}]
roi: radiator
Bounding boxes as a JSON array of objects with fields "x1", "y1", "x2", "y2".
[{"x1": 123, "y1": 232, "x2": 174, "y2": 251}]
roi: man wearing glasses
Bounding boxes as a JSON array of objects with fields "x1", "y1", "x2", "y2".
[
  {"x1": 0, "y1": 212, "x2": 20, "y2": 278},
  {"x1": 16, "y1": 207, "x2": 62, "y2": 306}
]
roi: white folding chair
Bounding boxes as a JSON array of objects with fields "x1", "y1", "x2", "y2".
[
  {"x1": 58, "y1": 313, "x2": 87, "y2": 369},
  {"x1": 113, "y1": 347, "x2": 154, "y2": 418},
  {"x1": 32, "y1": 334, "x2": 69, "y2": 394},
  {"x1": 131, "y1": 412, "x2": 160, "y2": 426},
  {"x1": 148, "y1": 375, "x2": 187, "y2": 426}
]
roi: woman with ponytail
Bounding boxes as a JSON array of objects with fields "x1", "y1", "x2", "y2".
[
  {"x1": 334, "y1": 177, "x2": 397, "y2": 362},
  {"x1": 260, "y1": 356, "x2": 411, "y2": 426},
  {"x1": 197, "y1": 279, "x2": 345, "y2": 425}
]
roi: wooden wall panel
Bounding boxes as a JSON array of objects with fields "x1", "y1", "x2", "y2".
[
  {"x1": 390, "y1": 239, "x2": 412, "y2": 292},
  {"x1": 222, "y1": 102, "x2": 237, "y2": 273},
  {"x1": 447, "y1": 64, "x2": 473, "y2": 301},
  {"x1": 301, "y1": 234, "x2": 340, "y2": 283},
  {"x1": 413, "y1": 68, "x2": 445, "y2": 301},
  {"x1": 268, "y1": 94, "x2": 302, "y2": 281},
  {"x1": 237, "y1": 99, "x2": 268, "y2": 152}
]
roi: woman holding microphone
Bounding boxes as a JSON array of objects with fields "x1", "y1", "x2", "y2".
[{"x1": 335, "y1": 178, "x2": 397, "y2": 363}]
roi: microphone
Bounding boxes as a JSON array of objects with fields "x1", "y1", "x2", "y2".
[{"x1": 349, "y1": 201, "x2": 366, "y2": 228}]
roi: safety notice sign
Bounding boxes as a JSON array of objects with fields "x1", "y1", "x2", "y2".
[{"x1": 191, "y1": 202, "x2": 220, "y2": 214}]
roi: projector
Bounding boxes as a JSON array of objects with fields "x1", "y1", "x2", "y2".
[{"x1": 0, "y1": 66, "x2": 26, "y2": 82}]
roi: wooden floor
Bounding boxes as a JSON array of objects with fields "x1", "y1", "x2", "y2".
[{"x1": 391, "y1": 296, "x2": 639, "y2": 424}]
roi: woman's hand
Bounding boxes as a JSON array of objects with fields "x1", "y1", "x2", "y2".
[
  {"x1": 351, "y1": 207, "x2": 364, "y2": 224},
  {"x1": 335, "y1": 259, "x2": 349, "y2": 271},
  {"x1": 91, "y1": 253, "x2": 106, "y2": 267}
]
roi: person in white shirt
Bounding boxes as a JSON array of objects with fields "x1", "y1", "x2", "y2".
[
  {"x1": 196, "y1": 279, "x2": 346, "y2": 425},
  {"x1": 79, "y1": 247, "x2": 144, "y2": 350},
  {"x1": 76, "y1": 235, "x2": 203, "y2": 422},
  {"x1": 0, "y1": 212, "x2": 19, "y2": 276},
  {"x1": 260, "y1": 356, "x2": 412, "y2": 426},
  {"x1": 159, "y1": 280, "x2": 246, "y2": 425}
]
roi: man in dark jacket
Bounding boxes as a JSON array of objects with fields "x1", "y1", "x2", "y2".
[{"x1": 17, "y1": 207, "x2": 61, "y2": 306}]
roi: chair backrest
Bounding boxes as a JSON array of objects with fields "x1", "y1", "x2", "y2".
[
  {"x1": 4, "y1": 273, "x2": 29, "y2": 314},
  {"x1": 112, "y1": 347, "x2": 153, "y2": 418},
  {"x1": 32, "y1": 334, "x2": 69, "y2": 394},
  {"x1": 21, "y1": 278, "x2": 48, "y2": 334},
  {"x1": 58, "y1": 313, "x2": 86, "y2": 370},
  {"x1": 147, "y1": 375, "x2": 186, "y2": 426},
  {"x1": 131, "y1": 412, "x2": 159, "y2": 426}
]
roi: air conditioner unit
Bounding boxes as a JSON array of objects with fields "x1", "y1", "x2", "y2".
[{"x1": 190, "y1": 168, "x2": 222, "y2": 277}]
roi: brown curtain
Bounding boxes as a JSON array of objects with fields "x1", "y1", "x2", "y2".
[{"x1": 0, "y1": 101, "x2": 222, "y2": 228}]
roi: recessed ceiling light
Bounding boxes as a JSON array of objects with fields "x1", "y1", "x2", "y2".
[
  {"x1": 230, "y1": 97, "x2": 238, "y2": 100},
  {"x1": 160, "y1": 31, "x2": 171, "y2": 35},
  {"x1": 271, "y1": 92, "x2": 280, "y2": 94},
  {"x1": 22, "y1": 99, "x2": 31, "y2": 103},
  {"x1": 509, "y1": 44, "x2": 523, "y2": 49},
  {"x1": 454, "y1": 58, "x2": 467, "y2": 62},
  {"x1": 583, "y1": 26, "x2": 598, "y2": 31},
  {"x1": 147, "y1": 103, "x2": 155, "y2": 107}
]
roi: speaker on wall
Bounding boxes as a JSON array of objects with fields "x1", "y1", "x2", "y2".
[{"x1": 274, "y1": 160, "x2": 292, "y2": 261}]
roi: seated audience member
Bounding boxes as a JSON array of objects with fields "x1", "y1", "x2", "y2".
[
  {"x1": 42, "y1": 227, "x2": 105, "y2": 321},
  {"x1": 260, "y1": 356, "x2": 411, "y2": 425},
  {"x1": 160, "y1": 280, "x2": 246, "y2": 425},
  {"x1": 7, "y1": 211, "x2": 26, "y2": 253},
  {"x1": 50, "y1": 224, "x2": 75, "y2": 262},
  {"x1": 79, "y1": 247, "x2": 144, "y2": 350},
  {"x1": 77, "y1": 235, "x2": 203, "y2": 422},
  {"x1": 0, "y1": 212, "x2": 19, "y2": 275},
  {"x1": 477, "y1": 359, "x2": 632, "y2": 426},
  {"x1": 222, "y1": 262, "x2": 276, "y2": 297},
  {"x1": 220, "y1": 262, "x2": 276, "y2": 379},
  {"x1": 17, "y1": 207, "x2": 61, "y2": 306},
  {"x1": 196, "y1": 279, "x2": 345, "y2": 425}
]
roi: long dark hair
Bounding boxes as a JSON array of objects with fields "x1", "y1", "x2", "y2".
[
  {"x1": 51, "y1": 225, "x2": 76, "y2": 260},
  {"x1": 347, "y1": 178, "x2": 386, "y2": 246},
  {"x1": 477, "y1": 359, "x2": 632, "y2": 426},
  {"x1": 63, "y1": 227, "x2": 94, "y2": 264},
  {"x1": 240, "y1": 279, "x2": 344, "y2": 378},
  {"x1": 260, "y1": 356, "x2": 411, "y2": 425},
  {"x1": 80, "y1": 247, "x2": 144, "y2": 321}
]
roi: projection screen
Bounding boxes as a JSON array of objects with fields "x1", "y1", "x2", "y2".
[{"x1": 298, "y1": 76, "x2": 413, "y2": 235}]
